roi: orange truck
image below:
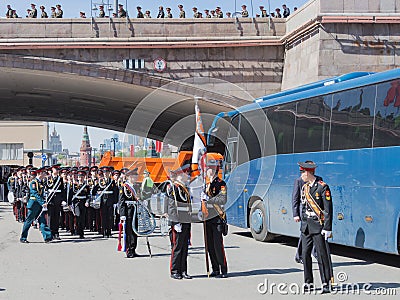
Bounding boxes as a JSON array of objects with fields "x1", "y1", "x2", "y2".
[{"x1": 99, "y1": 151, "x2": 223, "y2": 184}]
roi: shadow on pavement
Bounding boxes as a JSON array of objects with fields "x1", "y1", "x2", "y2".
[
  {"x1": 191, "y1": 268, "x2": 302, "y2": 279},
  {"x1": 0, "y1": 288, "x2": 6, "y2": 292},
  {"x1": 233, "y1": 232, "x2": 400, "y2": 268}
]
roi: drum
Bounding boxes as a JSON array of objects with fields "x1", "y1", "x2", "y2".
[{"x1": 7, "y1": 191, "x2": 15, "y2": 204}]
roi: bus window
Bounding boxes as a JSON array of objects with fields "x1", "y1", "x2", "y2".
[
  {"x1": 294, "y1": 96, "x2": 331, "y2": 153},
  {"x1": 238, "y1": 111, "x2": 262, "y2": 164},
  {"x1": 224, "y1": 138, "x2": 238, "y2": 177},
  {"x1": 329, "y1": 86, "x2": 375, "y2": 150},
  {"x1": 373, "y1": 80, "x2": 400, "y2": 147},
  {"x1": 264, "y1": 103, "x2": 296, "y2": 154}
]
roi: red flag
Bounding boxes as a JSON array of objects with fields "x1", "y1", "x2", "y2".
[{"x1": 155, "y1": 140, "x2": 163, "y2": 153}]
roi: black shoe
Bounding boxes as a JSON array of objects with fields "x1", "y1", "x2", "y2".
[
  {"x1": 127, "y1": 251, "x2": 135, "y2": 258},
  {"x1": 54, "y1": 234, "x2": 61, "y2": 240},
  {"x1": 210, "y1": 271, "x2": 220, "y2": 277},
  {"x1": 182, "y1": 272, "x2": 192, "y2": 279},
  {"x1": 44, "y1": 239, "x2": 53, "y2": 243},
  {"x1": 20, "y1": 239, "x2": 29, "y2": 243},
  {"x1": 216, "y1": 273, "x2": 228, "y2": 278},
  {"x1": 170, "y1": 273, "x2": 182, "y2": 280},
  {"x1": 321, "y1": 284, "x2": 331, "y2": 294},
  {"x1": 303, "y1": 284, "x2": 314, "y2": 293},
  {"x1": 79, "y1": 235, "x2": 85, "y2": 239}
]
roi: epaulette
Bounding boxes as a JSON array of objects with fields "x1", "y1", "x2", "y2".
[{"x1": 319, "y1": 180, "x2": 326, "y2": 186}]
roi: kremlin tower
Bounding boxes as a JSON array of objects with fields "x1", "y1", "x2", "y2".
[{"x1": 80, "y1": 126, "x2": 92, "y2": 166}]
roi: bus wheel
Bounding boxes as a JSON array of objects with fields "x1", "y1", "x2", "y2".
[{"x1": 249, "y1": 200, "x2": 274, "y2": 242}]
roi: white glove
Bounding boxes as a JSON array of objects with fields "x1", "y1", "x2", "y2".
[
  {"x1": 174, "y1": 223, "x2": 182, "y2": 233},
  {"x1": 201, "y1": 192, "x2": 209, "y2": 201},
  {"x1": 61, "y1": 201, "x2": 67, "y2": 207},
  {"x1": 321, "y1": 230, "x2": 332, "y2": 240},
  {"x1": 120, "y1": 216, "x2": 126, "y2": 221}
]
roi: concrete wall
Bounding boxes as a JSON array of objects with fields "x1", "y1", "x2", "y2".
[{"x1": 0, "y1": 18, "x2": 286, "y2": 39}]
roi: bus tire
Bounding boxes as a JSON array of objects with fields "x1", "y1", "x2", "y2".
[{"x1": 249, "y1": 200, "x2": 274, "y2": 242}]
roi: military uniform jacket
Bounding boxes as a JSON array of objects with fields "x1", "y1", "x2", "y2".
[
  {"x1": 71, "y1": 183, "x2": 90, "y2": 205},
  {"x1": 118, "y1": 183, "x2": 139, "y2": 217},
  {"x1": 300, "y1": 180, "x2": 333, "y2": 235},
  {"x1": 14, "y1": 178, "x2": 29, "y2": 200},
  {"x1": 28, "y1": 178, "x2": 45, "y2": 208},
  {"x1": 46, "y1": 176, "x2": 66, "y2": 205},
  {"x1": 167, "y1": 181, "x2": 192, "y2": 225},
  {"x1": 93, "y1": 179, "x2": 119, "y2": 207},
  {"x1": 7, "y1": 176, "x2": 16, "y2": 192},
  {"x1": 206, "y1": 177, "x2": 227, "y2": 224}
]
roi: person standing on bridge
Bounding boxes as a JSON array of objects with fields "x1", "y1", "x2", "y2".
[
  {"x1": 165, "y1": 7, "x2": 172, "y2": 18},
  {"x1": 20, "y1": 168, "x2": 53, "y2": 244},
  {"x1": 241, "y1": 5, "x2": 249, "y2": 17},
  {"x1": 98, "y1": 5, "x2": 105, "y2": 18},
  {"x1": 157, "y1": 6, "x2": 165, "y2": 18},
  {"x1": 118, "y1": 4, "x2": 126, "y2": 18},
  {"x1": 39, "y1": 5, "x2": 48, "y2": 18},
  {"x1": 29, "y1": 4, "x2": 37, "y2": 18},
  {"x1": 55, "y1": 4, "x2": 63, "y2": 18},
  {"x1": 298, "y1": 161, "x2": 333, "y2": 294},
  {"x1": 50, "y1": 6, "x2": 56, "y2": 18},
  {"x1": 5, "y1": 4, "x2": 12, "y2": 18},
  {"x1": 178, "y1": 4, "x2": 185, "y2": 18}
]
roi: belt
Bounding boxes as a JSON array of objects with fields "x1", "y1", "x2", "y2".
[
  {"x1": 75, "y1": 196, "x2": 86, "y2": 199},
  {"x1": 305, "y1": 211, "x2": 317, "y2": 217},
  {"x1": 125, "y1": 201, "x2": 135, "y2": 205},
  {"x1": 103, "y1": 191, "x2": 113, "y2": 194},
  {"x1": 49, "y1": 189, "x2": 61, "y2": 193}
]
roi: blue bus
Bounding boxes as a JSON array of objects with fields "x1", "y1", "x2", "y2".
[{"x1": 208, "y1": 68, "x2": 400, "y2": 255}]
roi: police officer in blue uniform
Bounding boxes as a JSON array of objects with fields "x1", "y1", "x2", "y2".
[
  {"x1": 20, "y1": 168, "x2": 52, "y2": 243},
  {"x1": 298, "y1": 161, "x2": 333, "y2": 293}
]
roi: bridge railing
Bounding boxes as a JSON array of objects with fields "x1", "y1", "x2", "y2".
[{"x1": 0, "y1": 18, "x2": 286, "y2": 40}]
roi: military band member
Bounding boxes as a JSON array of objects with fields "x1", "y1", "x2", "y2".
[
  {"x1": 298, "y1": 161, "x2": 333, "y2": 293},
  {"x1": 136, "y1": 6, "x2": 144, "y2": 18},
  {"x1": 202, "y1": 159, "x2": 228, "y2": 278},
  {"x1": 28, "y1": 4, "x2": 37, "y2": 18},
  {"x1": 118, "y1": 168, "x2": 140, "y2": 258},
  {"x1": 50, "y1": 6, "x2": 56, "y2": 18},
  {"x1": 168, "y1": 165, "x2": 192, "y2": 280},
  {"x1": 113, "y1": 170, "x2": 122, "y2": 230},
  {"x1": 86, "y1": 166, "x2": 98, "y2": 231},
  {"x1": 71, "y1": 171, "x2": 90, "y2": 239},
  {"x1": 241, "y1": 5, "x2": 249, "y2": 17},
  {"x1": 15, "y1": 168, "x2": 29, "y2": 222},
  {"x1": 93, "y1": 166, "x2": 118, "y2": 238},
  {"x1": 7, "y1": 171, "x2": 18, "y2": 221},
  {"x1": 20, "y1": 168, "x2": 52, "y2": 243},
  {"x1": 46, "y1": 164, "x2": 65, "y2": 240}
]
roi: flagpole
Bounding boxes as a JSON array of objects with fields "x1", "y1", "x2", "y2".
[{"x1": 193, "y1": 97, "x2": 210, "y2": 277}]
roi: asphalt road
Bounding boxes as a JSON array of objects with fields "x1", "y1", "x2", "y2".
[{"x1": 0, "y1": 202, "x2": 399, "y2": 300}]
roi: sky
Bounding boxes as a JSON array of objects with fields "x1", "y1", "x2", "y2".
[
  {"x1": 3, "y1": 0, "x2": 308, "y2": 152},
  {"x1": 3, "y1": 0, "x2": 308, "y2": 18}
]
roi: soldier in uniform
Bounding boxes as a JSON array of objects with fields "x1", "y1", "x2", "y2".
[
  {"x1": 40, "y1": 5, "x2": 48, "y2": 18},
  {"x1": 15, "y1": 167, "x2": 29, "y2": 222},
  {"x1": 204, "y1": 9, "x2": 211, "y2": 18},
  {"x1": 144, "y1": 10, "x2": 151, "y2": 18},
  {"x1": 71, "y1": 171, "x2": 90, "y2": 239},
  {"x1": 298, "y1": 161, "x2": 333, "y2": 293},
  {"x1": 20, "y1": 168, "x2": 52, "y2": 243},
  {"x1": 157, "y1": 6, "x2": 165, "y2": 18},
  {"x1": 50, "y1": 6, "x2": 56, "y2": 18},
  {"x1": 98, "y1": 5, "x2": 105, "y2": 18},
  {"x1": 46, "y1": 164, "x2": 65, "y2": 240},
  {"x1": 28, "y1": 4, "x2": 37, "y2": 18},
  {"x1": 167, "y1": 165, "x2": 192, "y2": 280},
  {"x1": 86, "y1": 166, "x2": 98, "y2": 231},
  {"x1": 192, "y1": 7, "x2": 200, "y2": 18},
  {"x1": 93, "y1": 166, "x2": 118, "y2": 237},
  {"x1": 216, "y1": 7, "x2": 223, "y2": 18},
  {"x1": 5, "y1": 4, "x2": 13, "y2": 18},
  {"x1": 118, "y1": 168, "x2": 140, "y2": 258},
  {"x1": 112, "y1": 170, "x2": 122, "y2": 230},
  {"x1": 241, "y1": 5, "x2": 249, "y2": 17},
  {"x1": 55, "y1": 4, "x2": 63, "y2": 18},
  {"x1": 136, "y1": 6, "x2": 144, "y2": 18},
  {"x1": 165, "y1": 7, "x2": 172, "y2": 18},
  {"x1": 118, "y1": 4, "x2": 126, "y2": 18},
  {"x1": 201, "y1": 158, "x2": 228, "y2": 278},
  {"x1": 178, "y1": 4, "x2": 185, "y2": 18}
]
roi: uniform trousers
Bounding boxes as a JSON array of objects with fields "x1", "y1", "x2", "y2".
[
  {"x1": 170, "y1": 223, "x2": 191, "y2": 275},
  {"x1": 125, "y1": 205, "x2": 138, "y2": 255},
  {"x1": 21, "y1": 203, "x2": 52, "y2": 241},
  {"x1": 301, "y1": 231, "x2": 331, "y2": 285},
  {"x1": 206, "y1": 218, "x2": 228, "y2": 274},
  {"x1": 101, "y1": 205, "x2": 114, "y2": 236},
  {"x1": 47, "y1": 203, "x2": 62, "y2": 236}
]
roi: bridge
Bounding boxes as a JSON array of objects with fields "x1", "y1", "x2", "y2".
[{"x1": 0, "y1": 0, "x2": 399, "y2": 146}]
